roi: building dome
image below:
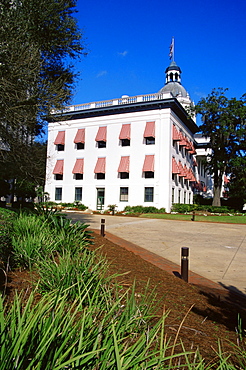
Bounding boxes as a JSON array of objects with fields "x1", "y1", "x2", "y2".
[
  {"x1": 158, "y1": 60, "x2": 189, "y2": 98},
  {"x1": 159, "y1": 82, "x2": 188, "y2": 97}
]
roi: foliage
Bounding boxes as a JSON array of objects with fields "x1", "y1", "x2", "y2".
[
  {"x1": 0, "y1": 0, "x2": 86, "y2": 194},
  {"x1": 59, "y1": 202, "x2": 88, "y2": 210},
  {"x1": 10, "y1": 209, "x2": 93, "y2": 269},
  {"x1": 124, "y1": 205, "x2": 166, "y2": 214},
  {"x1": 0, "y1": 179, "x2": 10, "y2": 198},
  {"x1": 36, "y1": 186, "x2": 49, "y2": 203},
  {"x1": 1, "y1": 208, "x2": 246, "y2": 368},
  {"x1": 0, "y1": 208, "x2": 16, "y2": 266},
  {"x1": 11, "y1": 214, "x2": 57, "y2": 269},
  {"x1": 108, "y1": 204, "x2": 117, "y2": 212},
  {"x1": 227, "y1": 156, "x2": 246, "y2": 209},
  {"x1": 0, "y1": 284, "x2": 188, "y2": 370},
  {"x1": 195, "y1": 88, "x2": 246, "y2": 207},
  {"x1": 0, "y1": 142, "x2": 48, "y2": 200},
  {"x1": 37, "y1": 248, "x2": 107, "y2": 300},
  {"x1": 171, "y1": 203, "x2": 233, "y2": 214}
]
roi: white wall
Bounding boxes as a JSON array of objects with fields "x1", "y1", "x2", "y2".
[{"x1": 45, "y1": 106, "x2": 196, "y2": 212}]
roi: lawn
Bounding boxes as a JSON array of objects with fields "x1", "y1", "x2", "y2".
[{"x1": 141, "y1": 212, "x2": 246, "y2": 224}]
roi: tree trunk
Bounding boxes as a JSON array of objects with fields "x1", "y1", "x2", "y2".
[{"x1": 212, "y1": 186, "x2": 221, "y2": 206}]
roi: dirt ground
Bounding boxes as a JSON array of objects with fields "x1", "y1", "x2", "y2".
[{"x1": 1, "y1": 231, "x2": 246, "y2": 364}]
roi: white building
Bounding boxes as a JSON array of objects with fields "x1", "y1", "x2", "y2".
[{"x1": 45, "y1": 60, "x2": 210, "y2": 212}]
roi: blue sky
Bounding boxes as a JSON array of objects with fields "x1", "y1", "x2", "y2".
[{"x1": 72, "y1": 0, "x2": 246, "y2": 109}]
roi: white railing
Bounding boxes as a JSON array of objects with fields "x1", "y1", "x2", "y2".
[{"x1": 66, "y1": 92, "x2": 171, "y2": 112}]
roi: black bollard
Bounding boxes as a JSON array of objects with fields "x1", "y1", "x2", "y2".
[
  {"x1": 191, "y1": 211, "x2": 195, "y2": 221},
  {"x1": 181, "y1": 247, "x2": 189, "y2": 282},
  {"x1": 101, "y1": 218, "x2": 105, "y2": 237}
]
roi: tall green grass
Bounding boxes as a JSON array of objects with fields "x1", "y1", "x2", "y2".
[
  {"x1": 1, "y1": 285, "x2": 243, "y2": 369},
  {"x1": 1, "y1": 208, "x2": 245, "y2": 369}
]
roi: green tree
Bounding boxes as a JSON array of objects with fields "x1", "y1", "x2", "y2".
[
  {"x1": 0, "y1": 0, "x2": 86, "y2": 185},
  {"x1": 227, "y1": 156, "x2": 246, "y2": 210},
  {"x1": 0, "y1": 141, "x2": 47, "y2": 201},
  {"x1": 195, "y1": 88, "x2": 246, "y2": 206}
]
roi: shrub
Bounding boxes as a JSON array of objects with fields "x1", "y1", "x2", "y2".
[
  {"x1": 11, "y1": 214, "x2": 57, "y2": 269},
  {"x1": 37, "y1": 248, "x2": 107, "y2": 300},
  {"x1": 76, "y1": 203, "x2": 87, "y2": 210},
  {"x1": 123, "y1": 205, "x2": 166, "y2": 214},
  {"x1": 58, "y1": 202, "x2": 88, "y2": 210},
  {"x1": 171, "y1": 204, "x2": 197, "y2": 213},
  {"x1": 171, "y1": 203, "x2": 233, "y2": 214}
]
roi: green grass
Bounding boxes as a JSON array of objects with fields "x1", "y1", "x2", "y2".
[{"x1": 141, "y1": 213, "x2": 246, "y2": 224}]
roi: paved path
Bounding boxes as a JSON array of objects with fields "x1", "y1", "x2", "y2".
[{"x1": 66, "y1": 212, "x2": 246, "y2": 296}]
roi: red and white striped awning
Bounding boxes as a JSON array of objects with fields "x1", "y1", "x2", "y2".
[
  {"x1": 72, "y1": 158, "x2": 84, "y2": 174},
  {"x1": 142, "y1": 155, "x2": 154, "y2": 172},
  {"x1": 119, "y1": 124, "x2": 131, "y2": 140},
  {"x1": 118, "y1": 156, "x2": 130, "y2": 172},
  {"x1": 53, "y1": 159, "x2": 64, "y2": 174},
  {"x1": 74, "y1": 129, "x2": 85, "y2": 143},
  {"x1": 95, "y1": 126, "x2": 107, "y2": 142},
  {"x1": 178, "y1": 161, "x2": 185, "y2": 177},
  {"x1": 144, "y1": 121, "x2": 155, "y2": 138},
  {"x1": 172, "y1": 157, "x2": 180, "y2": 174},
  {"x1": 94, "y1": 157, "x2": 106, "y2": 173},
  {"x1": 54, "y1": 131, "x2": 65, "y2": 145},
  {"x1": 172, "y1": 125, "x2": 181, "y2": 141}
]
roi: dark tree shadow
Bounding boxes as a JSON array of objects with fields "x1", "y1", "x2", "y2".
[{"x1": 191, "y1": 283, "x2": 246, "y2": 332}]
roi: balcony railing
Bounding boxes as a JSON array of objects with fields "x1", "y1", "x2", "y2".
[{"x1": 64, "y1": 92, "x2": 172, "y2": 113}]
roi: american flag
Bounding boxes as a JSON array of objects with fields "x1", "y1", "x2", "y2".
[{"x1": 169, "y1": 38, "x2": 174, "y2": 60}]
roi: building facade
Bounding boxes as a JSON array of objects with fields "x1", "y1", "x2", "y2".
[{"x1": 45, "y1": 61, "x2": 210, "y2": 212}]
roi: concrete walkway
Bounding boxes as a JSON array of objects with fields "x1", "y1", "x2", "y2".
[{"x1": 66, "y1": 212, "x2": 246, "y2": 296}]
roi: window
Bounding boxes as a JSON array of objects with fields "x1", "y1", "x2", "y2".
[
  {"x1": 75, "y1": 173, "x2": 83, "y2": 180},
  {"x1": 96, "y1": 173, "x2": 105, "y2": 180},
  {"x1": 75, "y1": 187, "x2": 82, "y2": 201},
  {"x1": 178, "y1": 189, "x2": 181, "y2": 203},
  {"x1": 144, "y1": 187, "x2": 154, "y2": 202},
  {"x1": 57, "y1": 144, "x2": 64, "y2": 151},
  {"x1": 184, "y1": 191, "x2": 186, "y2": 204},
  {"x1": 145, "y1": 137, "x2": 155, "y2": 145},
  {"x1": 120, "y1": 172, "x2": 129, "y2": 179},
  {"x1": 95, "y1": 127, "x2": 107, "y2": 148},
  {"x1": 76, "y1": 142, "x2": 84, "y2": 150},
  {"x1": 54, "y1": 131, "x2": 65, "y2": 151},
  {"x1": 118, "y1": 156, "x2": 130, "y2": 179},
  {"x1": 94, "y1": 157, "x2": 106, "y2": 179},
  {"x1": 121, "y1": 138, "x2": 130, "y2": 146},
  {"x1": 144, "y1": 121, "x2": 155, "y2": 145},
  {"x1": 55, "y1": 174, "x2": 63, "y2": 180},
  {"x1": 172, "y1": 188, "x2": 175, "y2": 203},
  {"x1": 74, "y1": 129, "x2": 85, "y2": 150},
  {"x1": 142, "y1": 155, "x2": 154, "y2": 177},
  {"x1": 97, "y1": 141, "x2": 106, "y2": 148},
  {"x1": 120, "y1": 187, "x2": 128, "y2": 201},
  {"x1": 144, "y1": 171, "x2": 154, "y2": 178},
  {"x1": 53, "y1": 159, "x2": 64, "y2": 179},
  {"x1": 55, "y1": 187, "x2": 62, "y2": 201},
  {"x1": 72, "y1": 159, "x2": 84, "y2": 180},
  {"x1": 119, "y1": 124, "x2": 131, "y2": 146}
]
